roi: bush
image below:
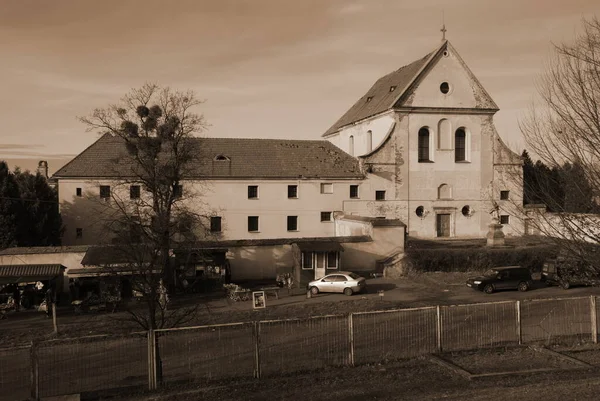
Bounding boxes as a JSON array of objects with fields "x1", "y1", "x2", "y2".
[{"x1": 404, "y1": 242, "x2": 556, "y2": 273}]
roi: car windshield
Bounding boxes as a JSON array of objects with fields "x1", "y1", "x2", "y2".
[
  {"x1": 483, "y1": 269, "x2": 498, "y2": 278},
  {"x1": 348, "y1": 273, "x2": 360, "y2": 280}
]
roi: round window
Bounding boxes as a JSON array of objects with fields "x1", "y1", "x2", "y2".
[
  {"x1": 440, "y1": 82, "x2": 450, "y2": 94},
  {"x1": 462, "y1": 205, "x2": 471, "y2": 217},
  {"x1": 443, "y1": 50, "x2": 449, "y2": 57},
  {"x1": 416, "y1": 206, "x2": 425, "y2": 217}
]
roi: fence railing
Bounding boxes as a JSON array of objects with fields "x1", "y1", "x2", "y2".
[{"x1": 2, "y1": 295, "x2": 599, "y2": 400}]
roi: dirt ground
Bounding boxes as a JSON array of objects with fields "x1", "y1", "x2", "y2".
[{"x1": 103, "y1": 347, "x2": 600, "y2": 401}]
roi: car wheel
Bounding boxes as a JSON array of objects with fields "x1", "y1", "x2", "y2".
[
  {"x1": 310, "y1": 286, "x2": 319, "y2": 295},
  {"x1": 561, "y1": 281, "x2": 571, "y2": 290},
  {"x1": 483, "y1": 284, "x2": 494, "y2": 294},
  {"x1": 343, "y1": 288, "x2": 353, "y2": 296},
  {"x1": 518, "y1": 281, "x2": 529, "y2": 292}
]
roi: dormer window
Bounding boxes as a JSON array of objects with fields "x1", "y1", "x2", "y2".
[
  {"x1": 366, "y1": 96, "x2": 373, "y2": 103},
  {"x1": 214, "y1": 155, "x2": 230, "y2": 161},
  {"x1": 389, "y1": 86, "x2": 397, "y2": 92}
]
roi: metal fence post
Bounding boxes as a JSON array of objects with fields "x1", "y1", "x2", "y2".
[
  {"x1": 436, "y1": 305, "x2": 442, "y2": 353},
  {"x1": 348, "y1": 313, "x2": 355, "y2": 366},
  {"x1": 516, "y1": 300, "x2": 522, "y2": 345},
  {"x1": 254, "y1": 322, "x2": 261, "y2": 379},
  {"x1": 30, "y1": 341, "x2": 39, "y2": 400},
  {"x1": 52, "y1": 302, "x2": 58, "y2": 334},
  {"x1": 147, "y1": 330, "x2": 157, "y2": 390},
  {"x1": 591, "y1": 296, "x2": 597, "y2": 344}
]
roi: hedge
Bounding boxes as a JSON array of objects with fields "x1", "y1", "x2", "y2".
[{"x1": 404, "y1": 243, "x2": 557, "y2": 273}]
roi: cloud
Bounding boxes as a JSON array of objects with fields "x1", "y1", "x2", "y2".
[{"x1": 0, "y1": 144, "x2": 43, "y2": 150}]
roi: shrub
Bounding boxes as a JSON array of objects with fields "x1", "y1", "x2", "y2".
[{"x1": 404, "y1": 242, "x2": 556, "y2": 273}]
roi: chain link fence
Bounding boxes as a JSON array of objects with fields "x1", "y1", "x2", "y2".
[
  {"x1": 2, "y1": 296, "x2": 598, "y2": 398},
  {"x1": 441, "y1": 301, "x2": 519, "y2": 351},
  {"x1": 353, "y1": 307, "x2": 437, "y2": 364},
  {"x1": 0, "y1": 345, "x2": 31, "y2": 401},
  {"x1": 259, "y1": 315, "x2": 350, "y2": 376},
  {"x1": 155, "y1": 322, "x2": 255, "y2": 384},
  {"x1": 36, "y1": 333, "x2": 147, "y2": 398},
  {"x1": 521, "y1": 296, "x2": 594, "y2": 344}
]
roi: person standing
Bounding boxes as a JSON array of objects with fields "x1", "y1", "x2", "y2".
[
  {"x1": 12, "y1": 285, "x2": 20, "y2": 312},
  {"x1": 45, "y1": 286, "x2": 53, "y2": 318}
]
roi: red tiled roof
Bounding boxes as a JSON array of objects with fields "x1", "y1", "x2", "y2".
[{"x1": 53, "y1": 134, "x2": 363, "y2": 179}]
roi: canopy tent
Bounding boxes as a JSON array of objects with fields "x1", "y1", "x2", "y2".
[{"x1": 0, "y1": 264, "x2": 65, "y2": 285}]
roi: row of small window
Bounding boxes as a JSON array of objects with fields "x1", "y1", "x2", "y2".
[
  {"x1": 73, "y1": 213, "x2": 335, "y2": 239},
  {"x1": 246, "y1": 213, "x2": 334, "y2": 232},
  {"x1": 78, "y1": 185, "x2": 183, "y2": 200},
  {"x1": 250, "y1": 184, "x2": 366, "y2": 199},
  {"x1": 418, "y1": 127, "x2": 468, "y2": 163}
]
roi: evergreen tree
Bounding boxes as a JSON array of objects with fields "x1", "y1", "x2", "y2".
[
  {"x1": 13, "y1": 169, "x2": 63, "y2": 246},
  {"x1": 0, "y1": 161, "x2": 20, "y2": 248}
]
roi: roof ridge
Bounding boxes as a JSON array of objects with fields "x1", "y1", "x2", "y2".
[
  {"x1": 322, "y1": 42, "x2": 446, "y2": 137},
  {"x1": 389, "y1": 40, "x2": 448, "y2": 108},
  {"x1": 53, "y1": 133, "x2": 114, "y2": 178}
]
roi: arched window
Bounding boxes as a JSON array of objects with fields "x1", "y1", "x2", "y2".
[
  {"x1": 366, "y1": 130, "x2": 373, "y2": 153},
  {"x1": 438, "y1": 183, "x2": 452, "y2": 199},
  {"x1": 438, "y1": 119, "x2": 451, "y2": 150},
  {"x1": 455, "y1": 128, "x2": 467, "y2": 162},
  {"x1": 349, "y1": 135, "x2": 354, "y2": 156},
  {"x1": 418, "y1": 128, "x2": 431, "y2": 162}
]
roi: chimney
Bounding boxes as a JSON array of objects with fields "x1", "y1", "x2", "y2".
[{"x1": 37, "y1": 160, "x2": 48, "y2": 179}]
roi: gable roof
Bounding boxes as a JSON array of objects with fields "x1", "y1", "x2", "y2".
[
  {"x1": 53, "y1": 134, "x2": 364, "y2": 180},
  {"x1": 323, "y1": 40, "x2": 498, "y2": 137}
]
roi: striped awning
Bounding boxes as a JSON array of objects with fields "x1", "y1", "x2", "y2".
[{"x1": 0, "y1": 264, "x2": 65, "y2": 284}]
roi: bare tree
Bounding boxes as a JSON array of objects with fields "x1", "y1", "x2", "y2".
[
  {"x1": 80, "y1": 83, "x2": 212, "y2": 330},
  {"x1": 518, "y1": 17, "x2": 600, "y2": 274}
]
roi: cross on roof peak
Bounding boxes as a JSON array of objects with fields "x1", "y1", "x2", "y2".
[{"x1": 441, "y1": 24, "x2": 447, "y2": 41}]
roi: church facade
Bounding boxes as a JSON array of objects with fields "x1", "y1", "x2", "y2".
[
  {"x1": 323, "y1": 39, "x2": 523, "y2": 238},
  {"x1": 53, "y1": 40, "x2": 522, "y2": 248}
]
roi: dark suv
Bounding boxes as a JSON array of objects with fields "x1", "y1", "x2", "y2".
[
  {"x1": 541, "y1": 258, "x2": 598, "y2": 290},
  {"x1": 466, "y1": 266, "x2": 533, "y2": 294}
]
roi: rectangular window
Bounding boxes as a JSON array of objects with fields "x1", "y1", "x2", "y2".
[
  {"x1": 76, "y1": 228, "x2": 83, "y2": 239},
  {"x1": 500, "y1": 190, "x2": 510, "y2": 200},
  {"x1": 375, "y1": 190, "x2": 386, "y2": 201},
  {"x1": 287, "y1": 216, "x2": 298, "y2": 231},
  {"x1": 321, "y1": 212, "x2": 332, "y2": 222},
  {"x1": 350, "y1": 185, "x2": 359, "y2": 199},
  {"x1": 248, "y1": 185, "x2": 259, "y2": 199},
  {"x1": 99, "y1": 185, "x2": 111, "y2": 199},
  {"x1": 248, "y1": 216, "x2": 259, "y2": 232},
  {"x1": 210, "y1": 216, "x2": 222, "y2": 233},
  {"x1": 302, "y1": 252, "x2": 313, "y2": 270},
  {"x1": 327, "y1": 252, "x2": 338, "y2": 269},
  {"x1": 418, "y1": 129, "x2": 430, "y2": 162},
  {"x1": 130, "y1": 185, "x2": 140, "y2": 199},
  {"x1": 173, "y1": 185, "x2": 183, "y2": 198},
  {"x1": 76, "y1": 188, "x2": 82, "y2": 197},
  {"x1": 320, "y1": 183, "x2": 333, "y2": 194},
  {"x1": 500, "y1": 215, "x2": 510, "y2": 225},
  {"x1": 288, "y1": 185, "x2": 298, "y2": 199}
]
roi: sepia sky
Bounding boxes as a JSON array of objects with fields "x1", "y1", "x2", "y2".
[{"x1": 1, "y1": 0, "x2": 599, "y2": 174}]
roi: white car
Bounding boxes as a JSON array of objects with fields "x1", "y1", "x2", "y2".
[{"x1": 307, "y1": 272, "x2": 367, "y2": 296}]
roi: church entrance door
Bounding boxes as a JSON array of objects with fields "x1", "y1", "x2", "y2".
[{"x1": 436, "y1": 214, "x2": 451, "y2": 237}]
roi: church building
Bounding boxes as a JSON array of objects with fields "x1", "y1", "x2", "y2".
[{"x1": 323, "y1": 39, "x2": 523, "y2": 238}]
